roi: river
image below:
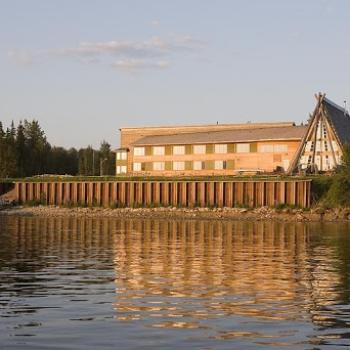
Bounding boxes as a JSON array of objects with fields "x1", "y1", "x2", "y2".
[{"x1": 0, "y1": 216, "x2": 350, "y2": 349}]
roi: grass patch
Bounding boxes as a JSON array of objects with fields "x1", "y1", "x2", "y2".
[{"x1": 1, "y1": 174, "x2": 313, "y2": 183}]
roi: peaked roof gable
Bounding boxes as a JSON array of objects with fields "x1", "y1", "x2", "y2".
[{"x1": 289, "y1": 93, "x2": 350, "y2": 173}]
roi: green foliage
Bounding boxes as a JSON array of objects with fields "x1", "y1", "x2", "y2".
[
  {"x1": 311, "y1": 176, "x2": 333, "y2": 203},
  {"x1": 0, "y1": 120, "x2": 115, "y2": 178},
  {"x1": 315, "y1": 144, "x2": 350, "y2": 207},
  {"x1": 325, "y1": 173, "x2": 350, "y2": 207}
]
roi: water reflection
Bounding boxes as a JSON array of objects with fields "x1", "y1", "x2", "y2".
[{"x1": 0, "y1": 216, "x2": 350, "y2": 349}]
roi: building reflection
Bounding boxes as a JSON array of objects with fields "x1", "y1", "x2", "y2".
[
  {"x1": 0, "y1": 216, "x2": 348, "y2": 334},
  {"x1": 111, "y1": 219, "x2": 344, "y2": 331}
]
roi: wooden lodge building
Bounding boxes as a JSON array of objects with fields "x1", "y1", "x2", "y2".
[{"x1": 115, "y1": 94, "x2": 350, "y2": 176}]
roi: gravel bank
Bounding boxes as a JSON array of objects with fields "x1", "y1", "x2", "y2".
[{"x1": 1, "y1": 205, "x2": 350, "y2": 222}]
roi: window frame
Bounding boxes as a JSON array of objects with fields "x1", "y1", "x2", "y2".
[
  {"x1": 173, "y1": 161, "x2": 185, "y2": 171},
  {"x1": 173, "y1": 145, "x2": 185, "y2": 155},
  {"x1": 153, "y1": 161, "x2": 165, "y2": 171},
  {"x1": 133, "y1": 147, "x2": 145, "y2": 156},
  {"x1": 193, "y1": 145, "x2": 206, "y2": 154},
  {"x1": 236, "y1": 143, "x2": 250, "y2": 153},
  {"x1": 214, "y1": 144, "x2": 227, "y2": 154},
  {"x1": 153, "y1": 146, "x2": 165, "y2": 156}
]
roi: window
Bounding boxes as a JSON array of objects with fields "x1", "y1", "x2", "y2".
[
  {"x1": 173, "y1": 145, "x2": 185, "y2": 155},
  {"x1": 214, "y1": 160, "x2": 226, "y2": 170},
  {"x1": 173, "y1": 161, "x2": 185, "y2": 170},
  {"x1": 153, "y1": 146, "x2": 165, "y2": 156},
  {"x1": 116, "y1": 151, "x2": 127, "y2": 160},
  {"x1": 273, "y1": 144, "x2": 288, "y2": 153},
  {"x1": 236, "y1": 143, "x2": 250, "y2": 153},
  {"x1": 134, "y1": 147, "x2": 145, "y2": 156},
  {"x1": 259, "y1": 144, "x2": 273, "y2": 153},
  {"x1": 317, "y1": 122, "x2": 322, "y2": 139},
  {"x1": 193, "y1": 145, "x2": 206, "y2": 154},
  {"x1": 323, "y1": 126, "x2": 327, "y2": 138},
  {"x1": 324, "y1": 141, "x2": 328, "y2": 151},
  {"x1": 214, "y1": 144, "x2": 227, "y2": 153},
  {"x1": 133, "y1": 162, "x2": 141, "y2": 172},
  {"x1": 116, "y1": 165, "x2": 127, "y2": 174},
  {"x1": 305, "y1": 141, "x2": 313, "y2": 152},
  {"x1": 193, "y1": 161, "x2": 204, "y2": 170},
  {"x1": 153, "y1": 162, "x2": 165, "y2": 171}
]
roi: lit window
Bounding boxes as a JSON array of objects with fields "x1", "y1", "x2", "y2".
[
  {"x1": 133, "y1": 163, "x2": 141, "y2": 172},
  {"x1": 273, "y1": 145, "x2": 288, "y2": 153},
  {"x1": 193, "y1": 145, "x2": 206, "y2": 154},
  {"x1": 134, "y1": 147, "x2": 145, "y2": 156},
  {"x1": 305, "y1": 141, "x2": 312, "y2": 152},
  {"x1": 259, "y1": 144, "x2": 273, "y2": 153},
  {"x1": 173, "y1": 146, "x2": 185, "y2": 155},
  {"x1": 236, "y1": 143, "x2": 250, "y2": 153},
  {"x1": 215, "y1": 160, "x2": 224, "y2": 170},
  {"x1": 193, "y1": 161, "x2": 204, "y2": 170},
  {"x1": 214, "y1": 144, "x2": 227, "y2": 153},
  {"x1": 116, "y1": 165, "x2": 127, "y2": 174},
  {"x1": 173, "y1": 161, "x2": 185, "y2": 170},
  {"x1": 116, "y1": 151, "x2": 127, "y2": 160},
  {"x1": 153, "y1": 162, "x2": 165, "y2": 171},
  {"x1": 153, "y1": 146, "x2": 165, "y2": 156}
]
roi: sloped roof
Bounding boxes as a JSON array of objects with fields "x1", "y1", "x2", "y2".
[
  {"x1": 324, "y1": 98, "x2": 350, "y2": 144},
  {"x1": 132, "y1": 125, "x2": 307, "y2": 146}
]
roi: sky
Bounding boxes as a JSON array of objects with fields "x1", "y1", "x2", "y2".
[{"x1": 1, "y1": 0, "x2": 350, "y2": 149}]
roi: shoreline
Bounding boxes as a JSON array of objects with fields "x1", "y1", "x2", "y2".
[{"x1": 0, "y1": 205, "x2": 349, "y2": 222}]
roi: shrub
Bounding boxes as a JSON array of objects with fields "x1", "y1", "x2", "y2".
[
  {"x1": 320, "y1": 144, "x2": 350, "y2": 207},
  {"x1": 311, "y1": 176, "x2": 333, "y2": 204}
]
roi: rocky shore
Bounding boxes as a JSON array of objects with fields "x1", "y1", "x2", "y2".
[{"x1": 1, "y1": 204, "x2": 350, "y2": 222}]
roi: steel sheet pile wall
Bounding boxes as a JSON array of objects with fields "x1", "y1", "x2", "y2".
[{"x1": 15, "y1": 180, "x2": 311, "y2": 208}]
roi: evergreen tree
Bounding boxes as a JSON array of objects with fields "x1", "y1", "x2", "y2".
[
  {"x1": 16, "y1": 121, "x2": 26, "y2": 177},
  {"x1": 23, "y1": 119, "x2": 50, "y2": 175},
  {"x1": 0, "y1": 119, "x2": 115, "y2": 178},
  {"x1": 99, "y1": 140, "x2": 115, "y2": 175}
]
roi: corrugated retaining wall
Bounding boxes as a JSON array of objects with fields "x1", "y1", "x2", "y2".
[{"x1": 14, "y1": 180, "x2": 311, "y2": 208}]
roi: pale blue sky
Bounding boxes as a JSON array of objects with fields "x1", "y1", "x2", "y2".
[{"x1": 1, "y1": 0, "x2": 349, "y2": 148}]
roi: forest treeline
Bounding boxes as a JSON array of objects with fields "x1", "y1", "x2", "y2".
[{"x1": 0, "y1": 120, "x2": 115, "y2": 178}]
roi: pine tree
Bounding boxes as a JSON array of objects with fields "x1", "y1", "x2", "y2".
[{"x1": 16, "y1": 121, "x2": 26, "y2": 177}]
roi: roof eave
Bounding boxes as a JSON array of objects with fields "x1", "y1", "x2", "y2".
[{"x1": 132, "y1": 137, "x2": 304, "y2": 147}]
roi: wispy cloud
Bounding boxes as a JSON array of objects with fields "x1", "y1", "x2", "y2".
[
  {"x1": 112, "y1": 59, "x2": 169, "y2": 71},
  {"x1": 8, "y1": 35, "x2": 204, "y2": 72}
]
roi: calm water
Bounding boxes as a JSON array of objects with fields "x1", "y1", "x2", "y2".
[{"x1": 1, "y1": 217, "x2": 350, "y2": 350}]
